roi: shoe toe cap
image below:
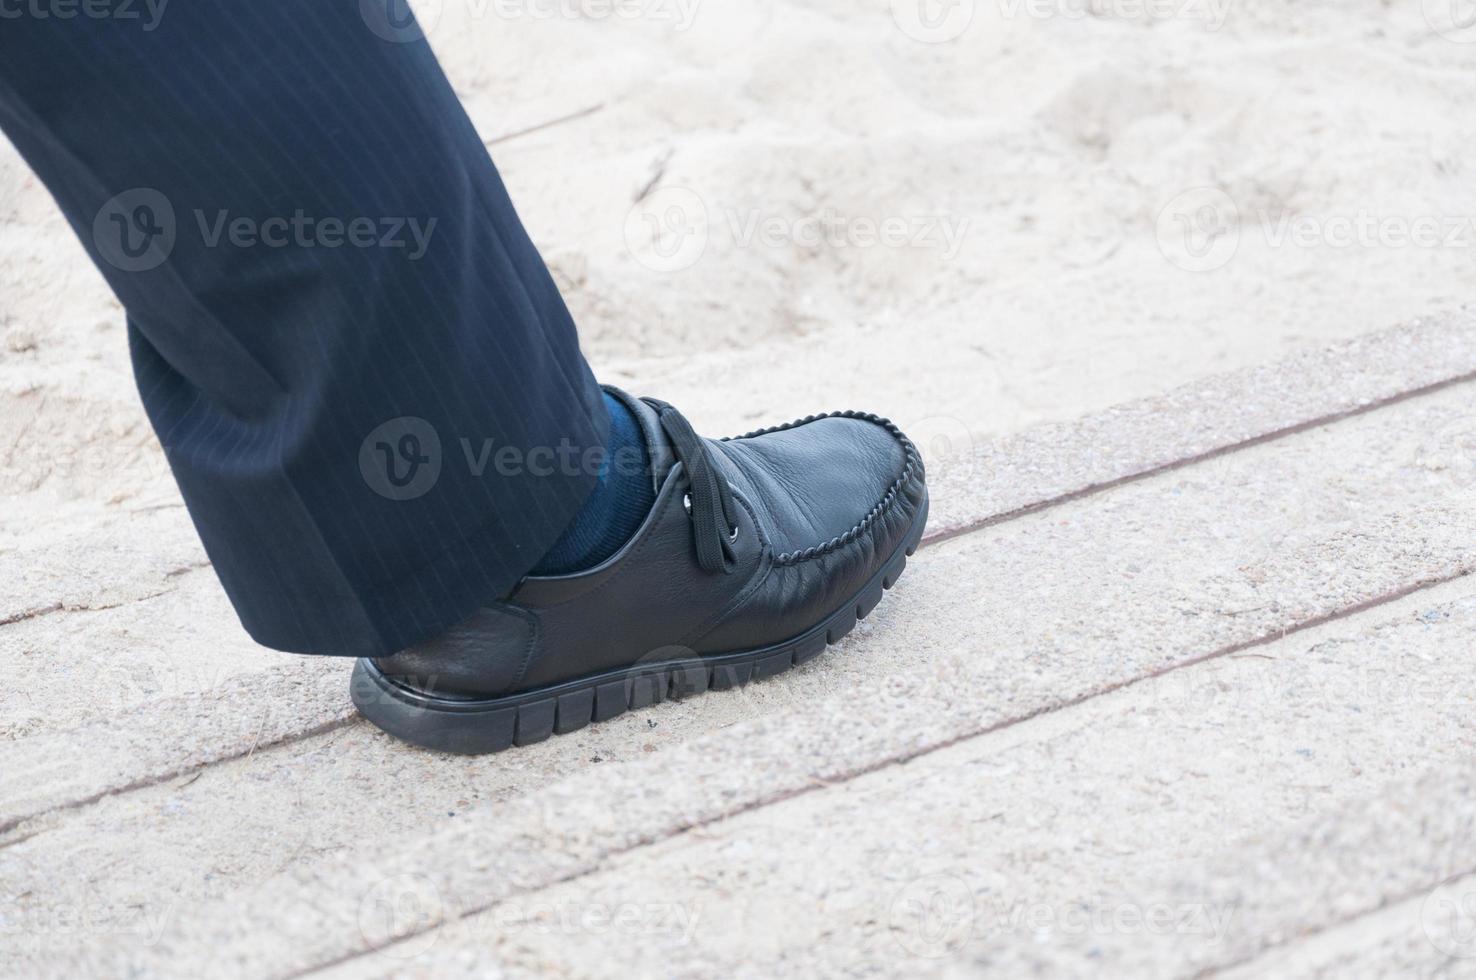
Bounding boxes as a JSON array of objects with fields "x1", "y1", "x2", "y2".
[{"x1": 719, "y1": 412, "x2": 924, "y2": 560}]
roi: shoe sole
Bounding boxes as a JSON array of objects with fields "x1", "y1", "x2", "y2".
[{"x1": 351, "y1": 492, "x2": 929, "y2": 755}]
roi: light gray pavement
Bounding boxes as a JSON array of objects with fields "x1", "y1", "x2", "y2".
[
  {"x1": 1215, "y1": 891, "x2": 1476, "y2": 980},
  {"x1": 336, "y1": 582, "x2": 1476, "y2": 978},
  {"x1": 2, "y1": 313, "x2": 1475, "y2": 977},
  {"x1": 4, "y1": 312, "x2": 1475, "y2": 827},
  {"x1": 943, "y1": 628, "x2": 1476, "y2": 978}
]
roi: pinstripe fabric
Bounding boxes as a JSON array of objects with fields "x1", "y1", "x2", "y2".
[{"x1": 0, "y1": 2, "x2": 609, "y2": 656}]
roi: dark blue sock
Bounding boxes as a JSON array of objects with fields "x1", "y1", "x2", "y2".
[{"x1": 531, "y1": 392, "x2": 654, "y2": 575}]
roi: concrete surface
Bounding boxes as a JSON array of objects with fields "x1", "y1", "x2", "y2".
[
  {"x1": 5, "y1": 312, "x2": 1474, "y2": 826},
  {"x1": 3, "y1": 314, "x2": 1476, "y2": 977},
  {"x1": 339, "y1": 584, "x2": 1476, "y2": 978},
  {"x1": 1215, "y1": 892, "x2": 1476, "y2": 980}
]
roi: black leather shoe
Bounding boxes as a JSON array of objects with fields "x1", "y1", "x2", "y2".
[{"x1": 351, "y1": 387, "x2": 929, "y2": 754}]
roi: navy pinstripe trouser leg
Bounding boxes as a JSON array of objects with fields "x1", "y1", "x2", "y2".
[{"x1": 0, "y1": 2, "x2": 609, "y2": 656}]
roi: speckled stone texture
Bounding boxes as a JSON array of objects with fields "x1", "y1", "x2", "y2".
[
  {"x1": 5, "y1": 310, "x2": 1474, "y2": 832},
  {"x1": 3, "y1": 317, "x2": 1474, "y2": 978}
]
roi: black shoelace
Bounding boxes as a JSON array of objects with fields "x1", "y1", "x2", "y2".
[{"x1": 648, "y1": 400, "x2": 739, "y2": 574}]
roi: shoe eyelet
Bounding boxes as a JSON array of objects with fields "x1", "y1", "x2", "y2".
[{"x1": 683, "y1": 491, "x2": 739, "y2": 542}]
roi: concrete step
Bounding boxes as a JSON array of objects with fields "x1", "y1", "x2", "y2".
[
  {"x1": 322, "y1": 581, "x2": 1476, "y2": 978},
  {"x1": 4, "y1": 310, "x2": 1474, "y2": 742},
  {"x1": 4, "y1": 325, "x2": 1472, "y2": 976},
  {"x1": 3, "y1": 311, "x2": 1474, "y2": 827},
  {"x1": 1213, "y1": 891, "x2": 1476, "y2": 980},
  {"x1": 940, "y1": 619, "x2": 1476, "y2": 977}
]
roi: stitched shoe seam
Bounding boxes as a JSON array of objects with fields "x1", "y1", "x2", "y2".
[{"x1": 721, "y1": 411, "x2": 922, "y2": 566}]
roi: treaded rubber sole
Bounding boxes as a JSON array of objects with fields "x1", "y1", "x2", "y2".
[{"x1": 351, "y1": 492, "x2": 929, "y2": 755}]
